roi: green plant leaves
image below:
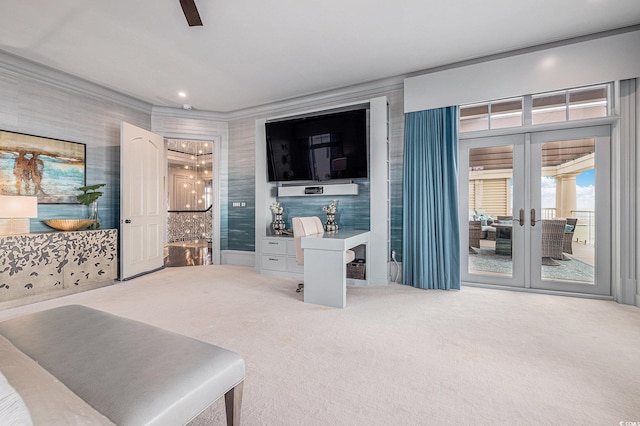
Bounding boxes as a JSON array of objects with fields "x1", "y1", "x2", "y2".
[{"x1": 76, "y1": 183, "x2": 106, "y2": 206}]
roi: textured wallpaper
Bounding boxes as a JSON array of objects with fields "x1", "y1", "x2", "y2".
[{"x1": 0, "y1": 67, "x2": 151, "y2": 234}]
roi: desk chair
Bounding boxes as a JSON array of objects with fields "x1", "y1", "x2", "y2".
[{"x1": 292, "y1": 216, "x2": 355, "y2": 293}]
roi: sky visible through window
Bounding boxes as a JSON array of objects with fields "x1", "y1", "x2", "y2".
[
  {"x1": 541, "y1": 169, "x2": 595, "y2": 211},
  {"x1": 510, "y1": 169, "x2": 595, "y2": 211}
]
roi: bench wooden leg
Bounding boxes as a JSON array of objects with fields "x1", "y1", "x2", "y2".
[{"x1": 225, "y1": 381, "x2": 243, "y2": 426}]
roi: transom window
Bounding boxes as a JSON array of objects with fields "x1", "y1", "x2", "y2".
[
  {"x1": 460, "y1": 98, "x2": 523, "y2": 132},
  {"x1": 460, "y1": 84, "x2": 610, "y2": 133}
]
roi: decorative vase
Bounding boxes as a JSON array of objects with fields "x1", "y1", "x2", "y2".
[
  {"x1": 324, "y1": 213, "x2": 338, "y2": 232},
  {"x1": 271, "y1": 213, "x2": 285, "y2": 235},
  {"x1": 90, "y1": 201, "x2": 102, "y2": 229}
]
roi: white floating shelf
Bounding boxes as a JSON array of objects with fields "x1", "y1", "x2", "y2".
[{"x1": 278, "y1": 183, "x2": 358, "y2": 197}]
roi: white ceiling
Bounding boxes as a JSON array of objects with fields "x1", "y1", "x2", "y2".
[{"x1": 1, "y1": 1, "x2": 639, "y2": 113}]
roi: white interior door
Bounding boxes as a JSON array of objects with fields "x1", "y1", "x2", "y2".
[{"x1": 120, "y1": 122, "x2": 166, "y2": 280}]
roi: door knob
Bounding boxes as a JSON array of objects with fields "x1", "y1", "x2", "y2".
[{"x1": 125, "y1": 219, "x2": 132, "y2": 224}]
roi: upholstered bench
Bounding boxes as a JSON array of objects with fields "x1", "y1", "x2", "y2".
[{"x1": 0, "y1": 305, "x2": 245, "y2": 425}]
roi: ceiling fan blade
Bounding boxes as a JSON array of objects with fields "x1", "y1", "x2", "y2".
[{"x1": 180, "y1": 0, "x2": 203, "y2": 26}]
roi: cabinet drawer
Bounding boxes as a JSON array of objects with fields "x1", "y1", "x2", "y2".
[
  {"x1": 261, "y1": 255, "x2": 287, "y2": 272},
  {"x1": 261, "y1": 238, "x2": 287, "y2": 255}
]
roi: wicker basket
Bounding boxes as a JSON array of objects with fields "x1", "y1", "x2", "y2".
[{"x1": 347, "y1": 262, "x2": 366, "y2": 280}]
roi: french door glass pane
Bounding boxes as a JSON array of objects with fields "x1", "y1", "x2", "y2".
[
  {"x1": 539, "y1": 138, "x2": 595, "y2": 284},
  {"x1": 468, "y1": 146, "x2": 513, "y2": 277}
]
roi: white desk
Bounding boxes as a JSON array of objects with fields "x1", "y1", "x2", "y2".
[{"x1": 301, "y1": 229, "x2": 370, "y2": 308}]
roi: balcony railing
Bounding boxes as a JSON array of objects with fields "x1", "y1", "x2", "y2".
[
  {"x1": 570, "y1": 210, "x2": 595, "y2": 244},
  {"x1": 541, "y1": 208, "x2": 594, "y2": 244}
]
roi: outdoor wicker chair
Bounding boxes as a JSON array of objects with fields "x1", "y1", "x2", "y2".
[
  {"x1": 563, "y1": 218, "x2": 578, "y2": 254},
  {"x1": 469, "y1": 220, "x2": 482, "y2": 253},
  {"x1": 541, "y1": 219, "x2": 567, "y2": 266}
]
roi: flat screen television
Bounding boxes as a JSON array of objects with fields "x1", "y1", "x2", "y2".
[{"x1": 265, "y1": 108, "x2": 368, "y2": 182}]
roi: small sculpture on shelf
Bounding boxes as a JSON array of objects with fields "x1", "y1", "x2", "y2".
[
  {"x1": 270, "y1": 201, "x2": 285, "y2": 235},
  {"x1": 322, "y1": 199, "x2": 339, "y2": 232}
]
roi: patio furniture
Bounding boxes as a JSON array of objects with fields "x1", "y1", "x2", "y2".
[
  {"x1": 563, "y1": 218, "x2": 578, "y2": 254},
  {"x1": 486, "y1": 227, "x2": 496, "y2": 241},
  {"x1": 469, "y1": 220, "x2": 482, "y2": 253},
  {"x1": 542, "y1": 219, "x2": 567, "y2": 266},
  {"x1": 494, "y1": 223, "x2": 512, "y2": 256}
]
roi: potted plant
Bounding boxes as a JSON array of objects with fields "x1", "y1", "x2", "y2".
[{"x1": 76, "y1": 183, "x2": 106, "y2": 229}]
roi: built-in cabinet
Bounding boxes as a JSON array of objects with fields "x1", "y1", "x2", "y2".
[
  {"x1": 0, "y1": 229, "x2": 118, "y2": 308},
  {"x1": 260, "y1": 236, "x2": 303, "y2": 279},
  {"x1": 255, "y1": 97, "x2": 390, "y2": 285}
]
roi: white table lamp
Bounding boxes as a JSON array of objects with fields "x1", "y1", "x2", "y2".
[{"x1": 0, "y1": 195, "x2": 38, "y2": 235}]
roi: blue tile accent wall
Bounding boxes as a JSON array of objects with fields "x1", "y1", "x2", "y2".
[
  {"x1": 227, "y1": 118, "x2": 256, "y2": 251},
  {"x1": 274, "y1": 179, "x2": 370, "y2": 231}
]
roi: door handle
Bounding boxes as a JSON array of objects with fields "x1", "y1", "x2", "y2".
[
  {"x1": 125, "y1": 219, "x2": 132, "y2": 224},
  {"x1": 530, "y1": 209, "x2": 536, "y2": 227},
  {"x1": 519, "y1": 208, "x2": 525, "y2": 226}
]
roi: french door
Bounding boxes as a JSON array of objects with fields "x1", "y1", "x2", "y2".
[{"x1": 459, "y1": 125, "x2": 610, "y2": 296}]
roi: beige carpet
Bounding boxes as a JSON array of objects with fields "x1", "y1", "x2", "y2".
[{"x1": 1, "y1": 265, "x2": 639, "y2": 426}]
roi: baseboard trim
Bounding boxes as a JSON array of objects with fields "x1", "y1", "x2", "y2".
[
  {"x1": 222, "y1": 250, "x2": 255, "y2": 267},
  {"x1": 0, "y1": 279, "x2": 115, "y2": 310},
  {"x1": 462, "y1": 281, "x2": 614, "y2": 301}
]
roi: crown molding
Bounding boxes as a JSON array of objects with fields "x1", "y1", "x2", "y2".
[
  {"x1": 151, "y1": 106, "x2": 228, "y2": 122},
  {"x1": 223, "y1": 76, "x2": 405, "y2": 121},
  {"x1": 0, "y1": 50, "x2": 153, "y2": 114}
]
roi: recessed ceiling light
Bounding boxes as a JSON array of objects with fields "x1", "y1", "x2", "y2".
[{"x1": 178, "y1": 91, "x2": 187, "y2": 98}]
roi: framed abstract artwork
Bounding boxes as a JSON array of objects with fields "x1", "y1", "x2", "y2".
[{"x1": 0, "y1": 130, "x2": 86, "y2": 204}]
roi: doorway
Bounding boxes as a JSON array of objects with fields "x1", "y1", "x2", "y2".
[
  {"x1": 164, "y1": 139, "x2": 215, "y2": 267},
  {"x1": 459, "y1": 125, "x2": 611, "y2": 296}
]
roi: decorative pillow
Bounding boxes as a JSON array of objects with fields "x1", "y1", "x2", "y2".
[
  {"x1": 565, "y1": 224, "x2": 574, "y2": 232},
  {"x1": 477, "y1": 214, "x2": 493, "y2": 226},
  {"x1": 0, "y1": 372, "x2": 33, "y2": 426}
]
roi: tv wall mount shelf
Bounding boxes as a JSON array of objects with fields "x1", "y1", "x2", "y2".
[{"x1": 277, "y1": 183, "x2": 358, "y2": 197}]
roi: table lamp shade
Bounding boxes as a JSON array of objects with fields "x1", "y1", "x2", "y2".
[
  {"x1": 0, "y1": 195, "x2": 38, "y2": 218},
  {"x1": 0, "y1": 195, "x2": 38, "y2": 235}
]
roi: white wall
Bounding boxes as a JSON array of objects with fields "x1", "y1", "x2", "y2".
[{"x1": 405, "y1": 29, "x2": 640, "y2": 112}]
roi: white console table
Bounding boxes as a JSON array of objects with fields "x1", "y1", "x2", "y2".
[{"x1": 301, "y1": 230, "x2": 370, "y2": 308}]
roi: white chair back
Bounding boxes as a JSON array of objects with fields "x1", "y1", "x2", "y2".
[{"x1": 292, "y1": 217, "x2": 324, "y2": 266}]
